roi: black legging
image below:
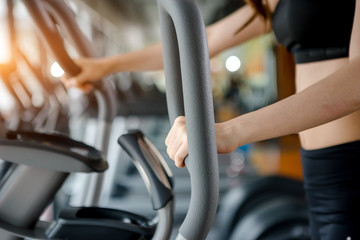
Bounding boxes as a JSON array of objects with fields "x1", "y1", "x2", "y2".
[{"x1": 301, "y1": 141, "x2": 360, "y2": 240}]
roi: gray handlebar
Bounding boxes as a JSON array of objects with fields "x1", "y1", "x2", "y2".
[
  {"x1": 23, "y1": 0, "x2": 117, "y2": 122},
  {"x1": 23, "y1": 0, "x2": 81, "y2": 75},
  {"x1": 157, "y1": 0, "x2": 219, "y2": 239}
]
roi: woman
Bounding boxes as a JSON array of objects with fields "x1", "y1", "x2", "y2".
[{"x1": 65, "y1": 0, "x2": 360, "y2": 239}]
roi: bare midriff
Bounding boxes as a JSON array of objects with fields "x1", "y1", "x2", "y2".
[{"x1": 296, "y1": 57, "x2": 360, "y2": 150}]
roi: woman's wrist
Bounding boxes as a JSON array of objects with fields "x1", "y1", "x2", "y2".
[
  {"x1": 100, "y1": 57, "x2": 119, "y2": 76},
  {"x1": 223, "y1": 115, "x2": 253, "y2": 148},
  {"x1": 216, "y1": 119, "x2": 244, "y2": 153}
]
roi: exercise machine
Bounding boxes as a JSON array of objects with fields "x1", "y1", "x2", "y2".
[
  {"x1": 0, "y1": 0, "x2": 219, "y2": 239},
  {"x1": 0, "y1": 0, "x2": 69, "y2": 133},
  {"x1": 218, "y1": 175, "x2": 310, "y2": 240}
]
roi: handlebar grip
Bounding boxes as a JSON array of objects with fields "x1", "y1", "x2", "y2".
[
  {"x1": 158, "y1": 0, "x2": 219, "y2": 239},
  {"x1": 23, "y1": 0, "x2": 117, "y2": 122},
  {"x1": 23, "y1": 0, "x2": 81, "y2": 77}
]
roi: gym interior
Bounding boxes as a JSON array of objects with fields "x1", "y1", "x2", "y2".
[{"x1": 0, "y1": 0, "x2": 310, "y2": 239}]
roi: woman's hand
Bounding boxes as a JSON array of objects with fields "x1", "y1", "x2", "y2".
[
  {"x1": 61, "y1": 57, "x2": 109, "y2": 92},
  {"x1": 165, "y1": 116, "x2": 188, "y2": 168},
  {"x1": 165, "y1": 116, "x2": 239, "y2": 168}
]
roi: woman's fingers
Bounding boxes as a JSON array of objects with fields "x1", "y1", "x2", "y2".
[
  {"x1": 165, "y1": 126, "x2": 182, "y2": 160},
  {"x1": 166, "y1": 134, "x2": 182, "y2": 160},
  {"x1": 174, "y1": 143, "x2": 188, "y2": 168},
  {"x1": 77, "y1": 83, "x2": 94, "y2": 94},
  {"x1": 60, "y1": 58, "x2": 99, "y2": 93},
  {"x1": 165, "y1": 116, "x2": 188, "y2": 168},
  {"x1": 61, "y1": 75, "x2": 94, "y2": 93}
]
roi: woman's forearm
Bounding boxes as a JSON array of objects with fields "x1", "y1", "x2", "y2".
[
  {"x1": 166, "y1": 57, "x2": 360, "y2": 165},
  {"x1": 228, "y1": 57, "x2": 360, "y2": 147},
  {"x1": 101, "y1": 43, "x2": 164, "y2": 74},
  {"x1": 99, "y1": 4, "x2": 270, "y2": 75}
]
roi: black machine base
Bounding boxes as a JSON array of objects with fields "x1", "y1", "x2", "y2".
[{"x1": 47, "y1": 207, "x2": 155, "y2": 240}]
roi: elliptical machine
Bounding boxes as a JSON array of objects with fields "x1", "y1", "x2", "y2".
[
  {"x1": 0, "y1": 0, "x2": 174, "y2": 239},
  {"x1": 0, "y1": 0, "x2": 219, "y2": 239}
]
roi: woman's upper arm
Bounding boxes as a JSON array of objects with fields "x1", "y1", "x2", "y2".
[
  {"x1": 350, "y1": 0, "x2": 360, "y2": 59},
  {"x1": 206, "y1": 0, "x2": 280, "y2": 58}
]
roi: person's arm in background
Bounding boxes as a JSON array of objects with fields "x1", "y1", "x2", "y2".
[
  {"x1": 166, "y1": 0, "x2": 360, "y2": 168},
  {"x1": 64, "y1": 1, "x2": 278, "y2": 88}
]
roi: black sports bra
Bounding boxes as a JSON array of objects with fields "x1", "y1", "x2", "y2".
[{"x1": 272, "y1": 0, "x2": 355, "y2": 63}]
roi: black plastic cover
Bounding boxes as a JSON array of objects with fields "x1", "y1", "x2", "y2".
[
  {"x1": 217, "y1": 175, "x2": 305, "y2": 240},
  {"x1": 0, "y1": 131, "x2": 107, "y2": 172},
  {"x1": 46, "y1": 207, "x2": 155, "y2": 240},
  {"x1": 118, "y1": 130, "x2": 173, "y2": 210}
]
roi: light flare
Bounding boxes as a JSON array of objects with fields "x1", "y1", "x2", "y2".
[{"x1": 50, "y1": 62, "x2": 64, "y2": 78}]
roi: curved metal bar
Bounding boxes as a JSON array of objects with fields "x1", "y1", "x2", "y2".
[
  {"x1": 157, "y1": 0, "x2": 219, "y2": 239},
  {"x1": 153, "y1": 201, "x2": 174, "y2": 240},
  {"x1": 22, "y1": 0, "x2": 117, "y2": 123},
  {"x1": 22, "y1": 0, "x2": 80, "y2": 75},
  {"x1": 42, "y1": 0, "x2": 94, "y2": 58},
  {"x1": 23, "y1": 0, "x2": 118, "y2": 206}
]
